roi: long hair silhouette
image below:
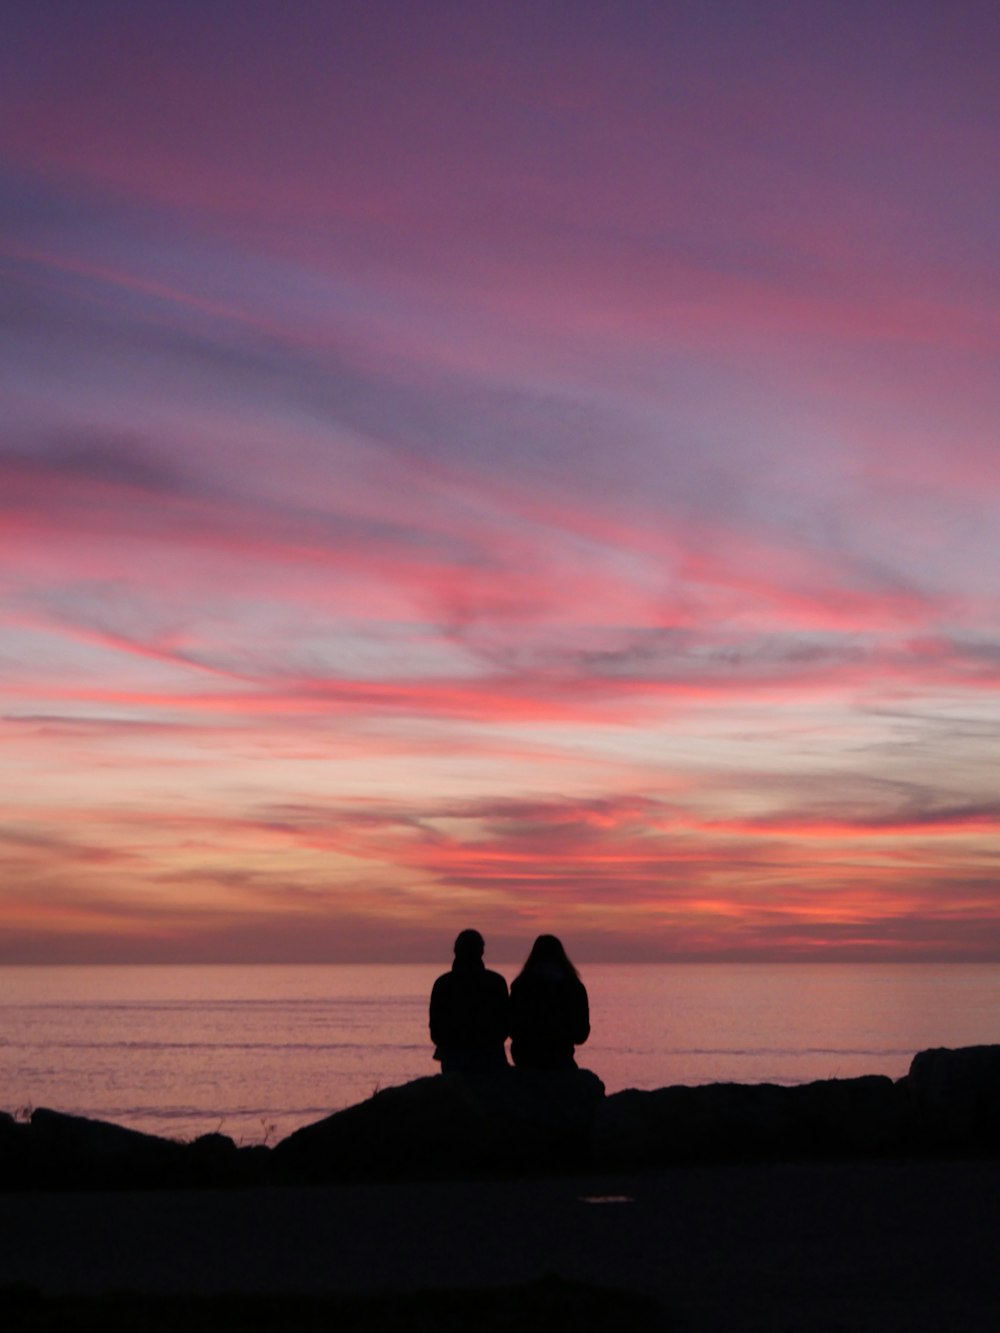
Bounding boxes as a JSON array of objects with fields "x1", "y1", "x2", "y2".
[{"x1": 516, "y1": 933, "x2": 580, "y2": 982}]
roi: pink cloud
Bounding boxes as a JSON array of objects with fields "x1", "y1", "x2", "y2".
[{"x1": 3, "y1": 4, "x2": 999, "y2": 959}]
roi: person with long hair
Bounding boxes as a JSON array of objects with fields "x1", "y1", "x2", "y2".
[{"x1": 509, "y1": 934, "x2": 589, "y2": 1070}]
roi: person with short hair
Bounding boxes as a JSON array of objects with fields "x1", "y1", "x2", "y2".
[{"x1": 429, "y1": 929, "x2": 509, "y2": 1074}]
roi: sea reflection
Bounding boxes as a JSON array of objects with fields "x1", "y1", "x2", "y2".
[{"x1": 2, "y1": 962, "x2": 999, "y2": 1143}]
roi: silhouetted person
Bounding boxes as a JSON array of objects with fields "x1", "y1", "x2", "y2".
[
  {"x1": 430, "y1": 929, "x2": 509, "y2": 1075},
  {"x1": 509, "y1": 934, "x2": 589, "y2": 1070}
]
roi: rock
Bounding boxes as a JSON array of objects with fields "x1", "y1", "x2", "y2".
[
  {"x1": 593, "y1": 1075, "x2": 905, "y2": 1168},
  {"x1": 183, "y1": 1131, "x2": 268, "y2": 1186},
  {"x1": 13, "y1": 1048, "x2": 998, "y2": 1190},
  {"x1": 0, "y1": 1111, "x2": 36, "y2": 1190},
  {"x1": 271, "y1": 1074, "x2": 489, "y2": 1182},
  {"x1": 907, "y1": 1046, "x2": 1000, "y2": 1151},
  {"x1": 6, "y1": 1112, "x2": 271, "y2": 1191},
  {"x1": 475, "y1": 1066, "x2": 606, "y2": 1172},
  {"x1": 786, "y1": 1075, "x2": 904, "y2": 1156},
  {"x1": 271, "y1": 1067, "x2": 606, "y2": 1183},
  {"x1": 29, "y1": 1108, "x2": 187, "y2": 1189},
  {"x1": 594, "y1": 1082, "x2": 794, "y2": 1168}
]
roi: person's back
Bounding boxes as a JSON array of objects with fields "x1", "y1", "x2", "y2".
[
  {"x1": 430, "y1": 929, "x2": 509, "y2": 1075},
  {"x1": 509, "y1": 935, "x2": 589, "y2": 1071}
]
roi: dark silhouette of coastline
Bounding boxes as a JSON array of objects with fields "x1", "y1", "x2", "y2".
[
  {"x1": 8, "y1": 1052, "x2": 1000, "y2": 1330},
  {"x1": 8, "y1": 1044, "x2": 1000, "y2": 1193}
]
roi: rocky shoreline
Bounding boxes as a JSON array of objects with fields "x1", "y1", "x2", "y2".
[{"x1": 4, "y1": 1044, "x2": 1000, "y2": 1191}]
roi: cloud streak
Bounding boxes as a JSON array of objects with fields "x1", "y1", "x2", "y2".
[{"x1": 2, "y1": 2, "x2": 999, "y2": 959}]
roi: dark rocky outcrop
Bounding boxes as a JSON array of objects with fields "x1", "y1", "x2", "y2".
[
  {"x1": 27, "y1": 1108, "x2": 188, "y2": 1189},
  {"x1": 788, "y1": 1072, "x2": 906, "y2": 1155},
  {"x1": 8, "y1": 1046, "x2": 1000, "y2": 1191},
  {"x1": 0, "y1": 1110, "x2": 36, "y2": 1190},
  {"x1": 592, "y1": 1075, "x2": 904, "y2": 1169},
  {"x1": 477, "y1": 1065, "x2": 606, "y2": 1170},
  {"x1": 272, "y1": 1074, "x2": 489, "y2": 1182},
  {"x1": 906, "y1": 1045, "x2": 1000, "y2": 1152},
  {"x1": 271, "y1": 1066, "x2": 606, "y2": 1183},
  {"x1": 2, "y1": 1110, "x2": 270, "y2": 1191}
]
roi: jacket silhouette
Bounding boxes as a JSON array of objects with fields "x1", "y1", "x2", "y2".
[
  {"x1": 430, "y1": 930, "x2": 509, "y2": 1075},
  {"x1": 509, "y1": 935, "x2": 589, "y2": 1070}
]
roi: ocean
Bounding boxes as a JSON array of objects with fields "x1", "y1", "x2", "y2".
[{"x1": 2, "y1": 962, "x2": 998, "y2": 1144}]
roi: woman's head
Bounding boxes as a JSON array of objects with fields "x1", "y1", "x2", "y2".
[{"x1": 521, "y1": 934, "x2": 579, "y2": 980}]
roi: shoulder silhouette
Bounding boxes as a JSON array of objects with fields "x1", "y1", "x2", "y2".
[
  {"x1": 509, "y1": 934, "x2": 589, "y2": 1071},
  {"x1": 430, "y1": 929, "x2": 509, "y2": 1075}
]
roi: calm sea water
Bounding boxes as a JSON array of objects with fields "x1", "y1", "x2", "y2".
[{"x1": 2, "y1": 963, "x2": 999, "y2": 1144}]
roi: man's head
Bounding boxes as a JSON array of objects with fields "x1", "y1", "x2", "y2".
[{"x1": 453, "y1": 928, "x2": 485, "y2": 961}]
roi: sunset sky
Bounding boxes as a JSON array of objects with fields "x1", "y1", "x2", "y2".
[{"x1": 2, "y1": 0, "x2": 999, "y2": 963}]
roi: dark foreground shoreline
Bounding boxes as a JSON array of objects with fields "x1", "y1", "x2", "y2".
[
  {"x1": 3, "y1": 1159, "x2": 1000, "y2": 1330},
  {"x1": 0, "y1": 1277, "x2": 656, "y2": 1333},
  {"x1": 6, "y1": 1043, "x2": 1000, "y2": 1192},
  {"x1": 5, "y1": 1046, "x2": 1000, "y2": 1328}
]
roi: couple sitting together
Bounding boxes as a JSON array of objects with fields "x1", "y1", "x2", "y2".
[{"x1": 430, "y1": 930, "x2": 589, "y2": 1075}]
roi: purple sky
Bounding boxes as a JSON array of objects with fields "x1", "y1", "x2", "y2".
[{"x1": 2, "y1": 1, "x2": 999, "y2": 962}]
